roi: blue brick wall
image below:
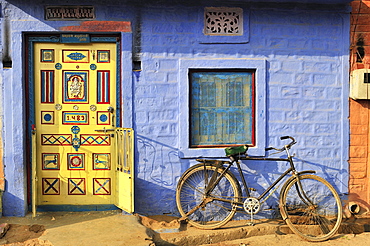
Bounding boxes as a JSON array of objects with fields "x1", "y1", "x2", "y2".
[
  {"x1": 134, "y1": 3, "x2": 350, "y2": 216},
  {"x1": 0, "y1": 0, "x2": 350, "y2": 217}
]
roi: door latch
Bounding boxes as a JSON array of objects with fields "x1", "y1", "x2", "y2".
[{"x1": 95, "y1": 128, "x2": 115, "y2": 133}]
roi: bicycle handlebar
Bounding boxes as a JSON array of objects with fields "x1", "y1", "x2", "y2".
[
  {"x1": 265, "y1": 136, "x2": 296, "y2": 152},
  {"x1": 283, "y1": 136, "x2": 296, "y2": 145},
  {"x1": 280, "y1": 136, "x2": 291, "y2": 140}
]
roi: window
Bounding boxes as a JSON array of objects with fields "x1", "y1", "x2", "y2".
[
  {"x1": 190, "y1": 70, "x2": 254, "y2": 147},
  {"x1": 179, "y1": 58, "x2": 266, "y2": 157},
  {"x1": 204, "y1": 7, "x2": 243, "y2": 36}
]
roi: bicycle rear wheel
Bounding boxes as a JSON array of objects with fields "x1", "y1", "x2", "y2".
[
  {"x1": 280, "y1": 174, "x2": 342, "y2": 242},
  {"x1": 176, "y1": 163, "x2": 241, "y2": 229}
]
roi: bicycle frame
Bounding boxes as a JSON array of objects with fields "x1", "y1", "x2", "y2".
[
  {"x1": 202, "y1": 145, "x2": 316, "y2": 208},
  {"x1": 238, "y1": 155, "x2": 291, "y2": 200},
  {"x1": 177, "y1": 136, "x2": 343, "y2": 241}
]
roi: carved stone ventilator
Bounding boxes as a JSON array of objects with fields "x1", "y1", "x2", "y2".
[
  {"x1": 204, "y1": 7, "x2": 243, "y2": 36},
  {"x1": 45, "y1": 6, "x2": 95, "y2": 20}
]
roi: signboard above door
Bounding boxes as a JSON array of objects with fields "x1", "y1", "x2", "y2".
[{"x1": 60, "y1": 34, "x2": 91, "y2": 43}]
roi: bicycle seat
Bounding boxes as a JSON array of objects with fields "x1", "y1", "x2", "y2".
[{"x1": 225, "y1": 145, "x2": 248, "y2": 157}]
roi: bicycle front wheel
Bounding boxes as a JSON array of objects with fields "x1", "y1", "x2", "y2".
[
  {"x1": 176, "y1": 163, "x2": 241, "y2": 229},
  {"x1": 280, "y1": 174, "x2": 342, "y2": 242}
]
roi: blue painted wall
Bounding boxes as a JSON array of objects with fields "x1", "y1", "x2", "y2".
[{"x1": 0, "y1": 0, "x2": 351, "y2": 217}]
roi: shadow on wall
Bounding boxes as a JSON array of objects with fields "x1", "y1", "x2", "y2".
[
  {"x1": 134, "y1": 134, "x2": 350, "y2": 217},
  {"x1": 2, "y1": 189, "x2": 27, "y2": 217},
  {"x1": 136, "y1": 135, "x2": 182, "y2": 187},
  {"x1": 134, "y1": 134, "x2": 191, "y2": 215},
  {"x1": 135, "y1": 179, "x2": 179, "y2": 216},
  {"x1": 292, "y1": 157, "x2": 348, "y2": 194},
  {"x1": 233, "y1": 160, "x2": 283, "y2": 220},
  {"x1": 232, "y1": 157, "x2": 347, "y2": 220},
  {"x1": 291, "y1": 156, "x2": 353, "y2": 217}
]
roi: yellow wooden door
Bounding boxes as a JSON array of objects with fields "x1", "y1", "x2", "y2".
[{"x1": 34, "y1": 42, "x2": 117, "y2": 206}]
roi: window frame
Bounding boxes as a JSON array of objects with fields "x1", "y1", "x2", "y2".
[
  {"x1": 188, "y1": 69, "x2": 256, "y2": 148},
  {"x1": 179, "y1": 58, "x2": 267, "y2": 158}
]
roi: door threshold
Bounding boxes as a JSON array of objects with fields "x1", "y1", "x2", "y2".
[{"x1": 34, "y1": 204, "x2": 119, "y2": 212}]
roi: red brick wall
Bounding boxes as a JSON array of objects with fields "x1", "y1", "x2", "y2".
[
  {"x1": 349, "y1": 100, "x2": 369, "y2": 204},
  {"x1": 350, "y1": 0, "x2": 370, "y2": 214}
]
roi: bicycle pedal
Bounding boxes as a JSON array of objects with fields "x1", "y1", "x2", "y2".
[
  {"x1": 246, "y1": 222, "x2": 255, "y2": 226},
  {"x1": 249, "y1": 188, "x2": 256, "y2": 191}
]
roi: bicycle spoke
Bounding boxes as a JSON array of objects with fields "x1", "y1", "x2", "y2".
[
  {"x1": 280, "y1": 174, "x2": 342, "y2": 242},
  {"x1": 176, "y1": 164, "x2": 241, "y2": 229},
  {"x1": 316, "y1": 215, "x2": 331, "y2": 234},
  {"x1": 176, "y1": 136, "x2": 342, "y2": 239}
]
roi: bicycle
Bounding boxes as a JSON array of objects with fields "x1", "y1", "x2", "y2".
[{"x1": 176, "y1": 136, "x2": 343, "y2": 242}]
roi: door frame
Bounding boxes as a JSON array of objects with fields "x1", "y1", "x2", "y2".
[{"x1": 24, "y1": 32, "x2": 129, "y2": 211}]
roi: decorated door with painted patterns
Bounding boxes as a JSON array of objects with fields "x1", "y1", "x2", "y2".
[{"x1": 34, "y1": 42, "x2": 117, "y2": 206}]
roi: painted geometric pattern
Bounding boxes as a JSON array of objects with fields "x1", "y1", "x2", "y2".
[
  {"x1": 97, "y1": 111, "x2": 110, "y2": 125},
  {"x1": 41, "y1": 70, "x2": 54, "y2": 103},
  {"x1": 67, "y1": 153, "x2": 85, "y2": 170},
  {"x1": 93, "y1": 178, "x2": 111, "y2": 195},
  {"x1": 41, "y1": 49, "x2": 54, "y2": 62},
  {"x1": 97, "y1": 50, "x2": 110, "y2": 63},
  {"x1": 42, "y1": 134, "x2": 72, "y2": 145},
  {"x1": 68, "y1": 178, "x2": 86, "y2": 195},
  {"x1": 63, "y1": 71, "x2": 88, "y2": 103},
  {"x1": 42, "y1": 178, "x2": 60, "y2": 195},
  {"x1": 93, "y1": 153, "x2": 110, "y2": 170},
  {"x1": 41, "y1": 111, "x2": 54, "y2": 124},
  {"x1": 80, "y1": 134, "x2": 110, "y2": 145},
  {"x1": 68, "y1": 52, "x2": 86, "y2": 61},
  {"x1": 97, "y1": 71, "x2": 110, "y2": 103},
  {"x1": 63, "y1": 50, "x2": 89, "y2": 63},
  {"x1": 42, "y1": 153, "x2": 60, "y2": 170}
]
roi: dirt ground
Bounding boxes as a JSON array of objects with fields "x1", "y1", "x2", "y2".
[
  {"x1": 1, "y1": 212, "x2": 370, "y2": 246},
  {"x1": 0, "y1": 211, "x2": 151, "y2": 246},
  {"x1": 0, "y1": 224, "x2": 52, "y2": 246},
  {"x1": 200, "y1": 233, "x2": 370, "y2": 246},
  {"x1": 139, "y1": 215, "x2": 180, "y2": 231}
]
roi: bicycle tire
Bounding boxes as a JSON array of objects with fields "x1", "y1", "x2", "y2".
[
  {"x1": 280, "y1": 174, "x2": 342, "y2": 242},
  {"x1": 176, "y1": 163, "x2": 241, "y2": 229}
]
